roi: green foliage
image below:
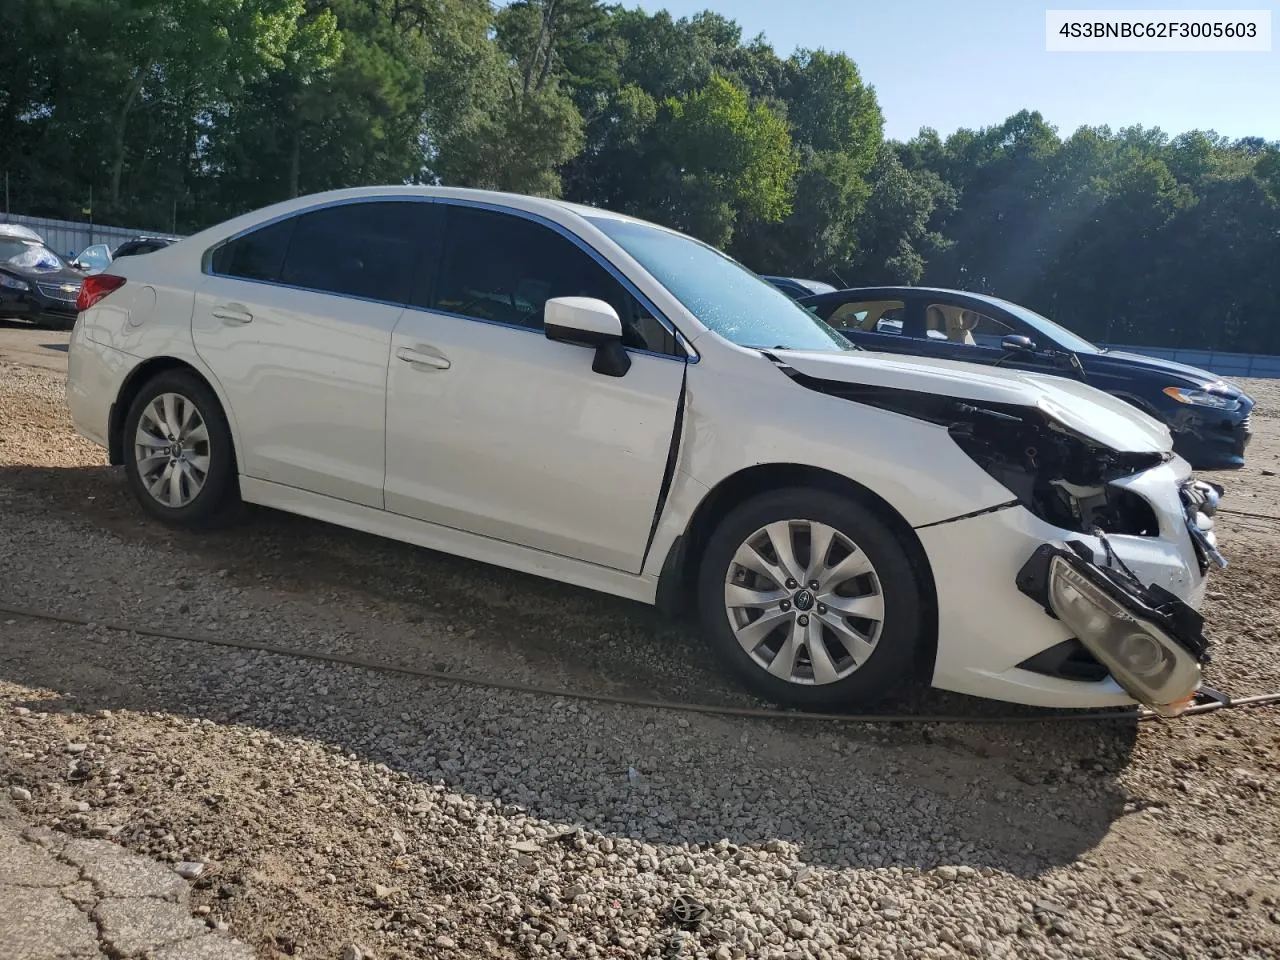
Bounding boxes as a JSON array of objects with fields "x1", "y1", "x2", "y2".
[
  {"x1": 906, "y1": 114, "x2": 1280, "y2": 351},
  {"x1": 729, "y1": 49, "x2": 882, "y2": 278},
  {"x1": 3, "y1": 0, "x2": 1277, "y2": 352}
]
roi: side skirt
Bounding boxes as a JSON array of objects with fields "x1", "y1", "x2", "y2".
[{"x1": 239, "y1": 477, "x2": 660, "y2": 606}]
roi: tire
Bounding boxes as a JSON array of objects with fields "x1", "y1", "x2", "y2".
[
  {"x1": 122, "y1": 369, "x2": 240, "y2": 528},
  {"x1": 696, "y1": 487, "x2": 926, "y2": 710}
]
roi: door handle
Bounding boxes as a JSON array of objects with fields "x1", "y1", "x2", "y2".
[
  {"x1": 211, "y1": 303, "x2": 253, "y2": 325},
  {"x1": 396, "y1": 345, "x2": 451, "y2": 370}
]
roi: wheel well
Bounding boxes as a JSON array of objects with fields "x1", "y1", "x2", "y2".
[
  {"x1": 1111, "y1": 391, "x2": 1157, "y2": 415},
  {"x1": 108, "y1": 358, "x2": 224, "y2": 466},
  {"x1": 657, "y1": 463, "x2": 939, "y2": 677}
]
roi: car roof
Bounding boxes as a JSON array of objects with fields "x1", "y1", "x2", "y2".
[
  {"x1": 801, "y1": 285, "x2": 1024, "y2": 312},
  {"x1": 763, "y1": 275, "x2": 825, "y2": 286},
  {"x1": 0, "y1": 223, "x2": 44, "y2": 243},
  {"x1": 178, "y1": 185, "x2": 675, "y2": 253},
  {"x1": 114, "y1": 237, "x2": 175, "y2": 248}
]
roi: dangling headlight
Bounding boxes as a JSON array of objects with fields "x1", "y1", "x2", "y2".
[{"x1": 1017, "y1": 543, "x2": 1210, "y2": 717}]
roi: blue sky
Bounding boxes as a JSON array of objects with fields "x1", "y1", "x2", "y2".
[{"x1": 636, "y1": 0, "x2": 1278, "y2": 143}]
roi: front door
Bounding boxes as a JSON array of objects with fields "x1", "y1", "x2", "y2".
[
  {"x1": 812, "y1": 296, "x2": 924, "y2": 356},
  {"x1": 383, "y1": 203, "x2": 686, "y2": 573},
  {"x1": 908, "y1": 298, "x2": 1075, "y2": 378}
]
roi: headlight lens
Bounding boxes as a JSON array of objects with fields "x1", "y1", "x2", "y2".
[
  {"x1": 1047, "y1": 556, "x2": 1201, "y2": 716},
  {"x1": 0, "y1": 274, "x2": 30, "y2": 291},
  {"x1": 1162, "y1": 386, "x2": 1240, "y2": 411}
]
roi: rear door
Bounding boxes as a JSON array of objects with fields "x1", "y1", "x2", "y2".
[
  {"x1": 192, "y1": 199, "x2": 432, "y2": 508},
  {"x1": 810, "y1": 294, "x2": 923, "y2": 355}
]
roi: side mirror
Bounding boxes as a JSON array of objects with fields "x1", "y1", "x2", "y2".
[
  {"x1": 544, "y1": 296, "x2": 631, "y2": 377},
  {"x1": 1001, "y1": 334, "x2": 1037, "y2": 353}
]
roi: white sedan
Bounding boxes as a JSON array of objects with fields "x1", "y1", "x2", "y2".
[{"x1": 67, "y1": 186, "x2": 1221, "y2": 714}]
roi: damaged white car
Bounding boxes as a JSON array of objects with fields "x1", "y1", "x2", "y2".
[{"x1": 66, "y1": 186, "x2": 1222, "y2": 714}]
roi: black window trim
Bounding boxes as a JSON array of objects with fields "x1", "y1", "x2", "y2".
[{"x1": 201, "y1": 195, "x2": 695, "y2": 363}]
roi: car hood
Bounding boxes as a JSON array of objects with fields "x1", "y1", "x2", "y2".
[
  {"x1": 1091, "y1": 350, "x2": 1248, "y2": 395},
  {"x1": 775, "y1": 349, "x2": 1173, "y2": 454},
  {"x1": 0, "y1": 261, "x2": 84, "y2": 285}
]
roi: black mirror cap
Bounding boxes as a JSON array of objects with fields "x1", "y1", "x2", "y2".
[
  {"x1": 545, "y1": 320, "x2": 620, "y2": 349},
  {"x1": 1002, "y1": 334, "x2": 1037, "y2": 352}
]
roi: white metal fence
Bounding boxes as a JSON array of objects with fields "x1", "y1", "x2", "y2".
[
  {"x1": 1099, "y1": 345, "x2": 1280, "y2": 380},
  {"x1": 0, "y1": 213, "x2": 184, "y2": 260}
]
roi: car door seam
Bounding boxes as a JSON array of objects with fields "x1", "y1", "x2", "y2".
[{"x1": 639, "y1": 362, "x2": 689, "y2": 572}]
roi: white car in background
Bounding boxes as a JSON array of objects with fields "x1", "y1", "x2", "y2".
[{"x1": 66, "y1": 186, "x2": 1222, "y2": 715}]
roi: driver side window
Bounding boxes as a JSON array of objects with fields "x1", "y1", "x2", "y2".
[
  {"x1": 920, "y1": 303, "x2": 1017, "y2": 347},
  {"x1": 428, "y1": 205, "x2": 680, "y2": 356}
]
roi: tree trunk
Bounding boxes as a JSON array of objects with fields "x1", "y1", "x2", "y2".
[
  {"x1": 109, "y1": 73, "x2": 145, "y2": 205},
  {"x1": 288, "y1": 121, "x2": 302, "y2": 199},
  {"x1": 523, "y1": 0, "x2": 557, "y2": 95},
  {"x1": 286, "y1": 92, "x2": 300, "y2": 199}
]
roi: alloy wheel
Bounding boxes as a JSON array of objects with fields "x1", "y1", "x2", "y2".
[
  {"x1": 724, "y1": 519, "x2": 885, "y2": 685},
  {"x1": 133, "y1": 392, "x2": 212, "y2": 508}
]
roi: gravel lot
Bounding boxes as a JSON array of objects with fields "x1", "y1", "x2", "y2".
[{"x1": 2, "y1": 342, "x2": 1279, "y2": 960}]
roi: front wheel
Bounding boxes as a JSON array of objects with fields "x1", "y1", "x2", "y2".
[{"x1": 696, "y1": 488, "x2": 927, "y2": 710}]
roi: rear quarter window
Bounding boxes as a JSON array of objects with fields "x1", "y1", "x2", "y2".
[{"x1": 210, "y1": 218, "x2": 297, "y2": 282}]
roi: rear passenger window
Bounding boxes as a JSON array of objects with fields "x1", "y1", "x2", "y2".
[
  {"x1": 280, "y1": 201, "x2": 426, "y2": 304},
  {"x1": 211, "y1": 218, "x2": 296, "y2": 282},
  {"x1": 822, "y1": 299, "x2": 906, "y2": 335}
]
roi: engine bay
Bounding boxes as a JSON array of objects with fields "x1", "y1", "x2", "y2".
[
  {"x1": 945, "y1": 401, "x2": 1164, "y2": 535},
  {"x1": 777, "y1": 364, "x2": 1168, "y2": 537}
]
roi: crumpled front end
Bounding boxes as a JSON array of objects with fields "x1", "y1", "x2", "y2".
[
  {"x1": 918, "y1": 449, "x2": 1221, "y2": 712},
  {"x1": 767, "y1": 352, "x2": 1225, "y2": 711}
]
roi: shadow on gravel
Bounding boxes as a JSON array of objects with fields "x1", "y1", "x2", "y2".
[{"x1": 1, "y1": 463, "x2": 1140, "y2": 876}]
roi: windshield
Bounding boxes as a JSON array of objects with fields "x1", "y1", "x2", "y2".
[
  {"x1": 995, "y1": 298, "x2": 1100, "y2": 355},
  {"x1": 0, "y1": 239, "x2": 67, "y2": 272},
  {"x1": 586, "y1": 216, "x2": 852, "y2": 352}
]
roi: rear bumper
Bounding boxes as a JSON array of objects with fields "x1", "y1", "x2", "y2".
[
  {"x1": 66, "y1": 319, "x2": 131, "y2": 451},
  {"x1": 917, "y1": 460, "x2": 1210, "y2": 710}
]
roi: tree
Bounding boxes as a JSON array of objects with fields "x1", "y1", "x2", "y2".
[
  {"x1": 855, "y1": 146, "x2": 955, "y2": 284},
  {"x1": 83, "y1": 0, "x2": 317, "y2": 209},
  {"x1": 632, "y1": 74, "x2": 797, "y2": 247},
  {"x1": 731, "y1": 48, "x2": 882, "y2": 277}
]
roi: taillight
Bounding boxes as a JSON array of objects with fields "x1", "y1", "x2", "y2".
[{"x1": 76, "y1": 274, "x2": 126, "y2": 312}]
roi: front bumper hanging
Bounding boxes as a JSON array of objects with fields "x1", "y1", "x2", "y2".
[{"x1": 1016, "y1": 541, "x2": 1211, "y2": 717}]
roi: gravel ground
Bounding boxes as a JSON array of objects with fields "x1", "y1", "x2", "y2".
[{"x1": 2, "y1": 356, "x2": 1279, "y2": 960}]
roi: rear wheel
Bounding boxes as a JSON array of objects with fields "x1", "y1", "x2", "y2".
[
  {"x1": 122, "y1": 370, "x2": 239, "y2": 528},
  {"x1": 696, "y1": 488, "x2": 926, "y2": 709}
]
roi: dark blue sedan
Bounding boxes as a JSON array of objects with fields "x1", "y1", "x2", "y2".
[{"x1": 797, "y1": 286, "x2": 1254, "y2": 470}]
